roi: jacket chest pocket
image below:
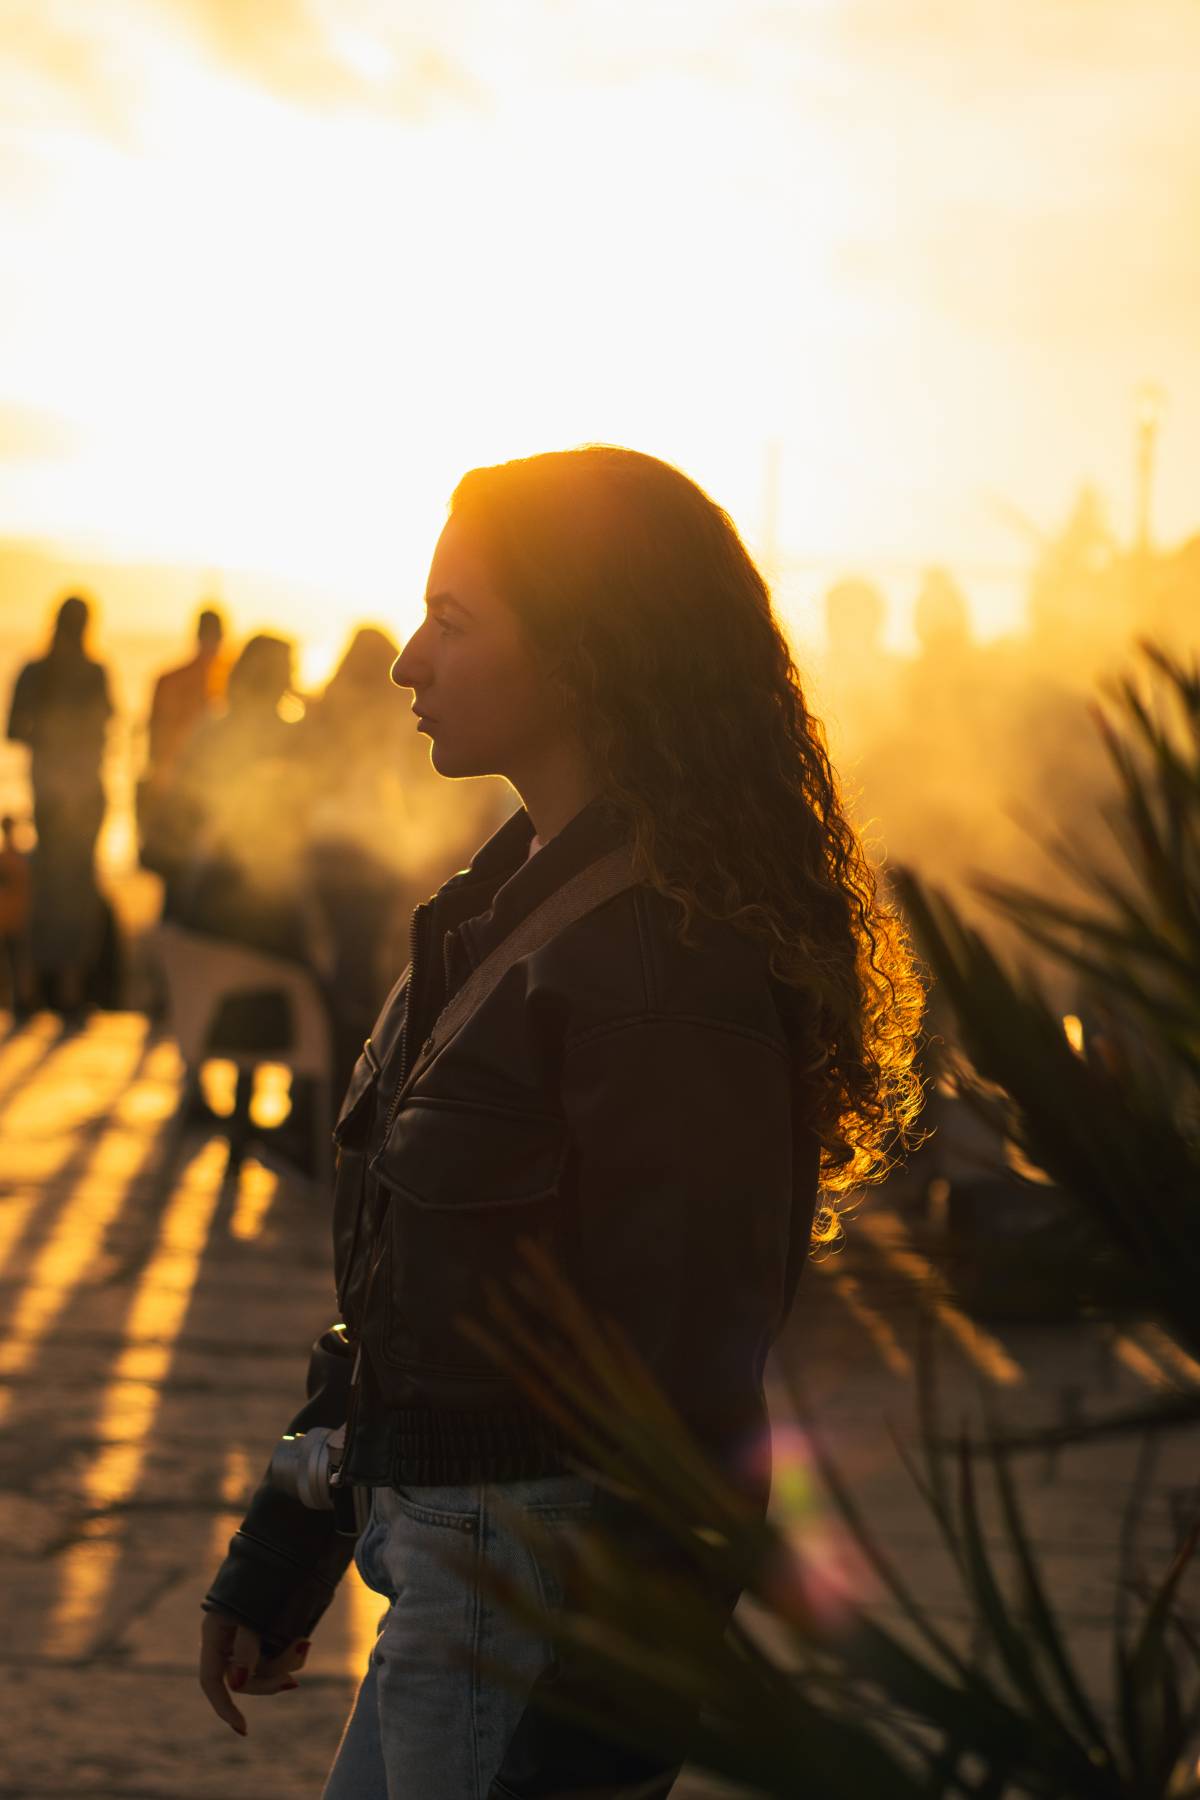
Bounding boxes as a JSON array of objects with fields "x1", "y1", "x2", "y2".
[
  {"x1": 371, "y1": 1100, "x2": 570, "y2": 1374},
  {"x1": 373, "y1": 1098, "x2": 569, "y2": 1209}
]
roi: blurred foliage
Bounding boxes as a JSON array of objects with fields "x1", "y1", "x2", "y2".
[
  {"x1": 452, "y1": 1241, "x2": 1200, "y2": 1799},
  {"x1": 896, "y1": 642, "x2": 1200, "y2": 1389}
]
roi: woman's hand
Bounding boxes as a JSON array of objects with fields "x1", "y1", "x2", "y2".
[{"x1": 198, "y1": 1608, "x2": 311, "y2": 1736}]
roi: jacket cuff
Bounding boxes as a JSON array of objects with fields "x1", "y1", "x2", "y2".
[
  {"x1": 202, "y1": 1324, "x2": 360, "y2": 1653},
  {"x1": 204, "y1": 1496, "x2": 357, "y2": 1653}
]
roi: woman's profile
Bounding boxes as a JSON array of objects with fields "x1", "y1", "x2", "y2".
[{"x1": 198, "y1": 444, "x2": 923, "y2": 1798}]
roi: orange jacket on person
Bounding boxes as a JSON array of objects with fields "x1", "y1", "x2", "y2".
[
  {"x1": 0, "y1": 844, "x2": 31, "y2": 938},
  {"x1": 147, "y1": 649, "x2": 231, "y2": 775}
]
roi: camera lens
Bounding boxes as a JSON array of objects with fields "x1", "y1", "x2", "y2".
[{"x1": 268, "y1": 1424, "x2": 345, "y2": 1510}]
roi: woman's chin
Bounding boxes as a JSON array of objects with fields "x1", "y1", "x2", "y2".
[{"x1": 428, "y1": 738, "x2": 479, "y2": 780}]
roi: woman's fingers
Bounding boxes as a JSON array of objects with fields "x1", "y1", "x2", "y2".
[
  {"x1": 198, "y1": 1611, "x2": 311, "y2": 1733},
  {"x1": 198, "y1": 1612, "x2": 247, "y2": 1737},
  {"x1": 243, "y1": 1638, "x2": 311, "y2": 1694},
  {"x1": 228, "y1": 1621, "x2": 263, "y2": 1698}
]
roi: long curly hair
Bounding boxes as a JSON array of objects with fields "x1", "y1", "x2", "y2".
[{"x1": 449, "y1": 445, "x2": 925, "y2": 1233}]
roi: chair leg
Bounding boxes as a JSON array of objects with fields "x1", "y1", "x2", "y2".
[
  {"x1": 173, "y1": 1062, "x2": 205, "y2": 1136},
  {"x1": 225, "y1": 1063, "x2": 255, "y2": 1175}
]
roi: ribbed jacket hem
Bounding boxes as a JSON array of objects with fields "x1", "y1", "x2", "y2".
[{"x1": 344, "y1": 1401, "x2": 579, "y2": 1488}]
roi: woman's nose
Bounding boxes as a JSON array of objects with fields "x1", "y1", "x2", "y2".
[
  {"x1": 391, "y1": 617, "x2": 435, "y2": 689},
  {"x1": 390, "y1": 636, "x2": 425, "y2": 688}
]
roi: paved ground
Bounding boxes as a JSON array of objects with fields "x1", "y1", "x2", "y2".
[{"x1": 0, "y1": 1012, "x2": 1196, "y2": 1799}]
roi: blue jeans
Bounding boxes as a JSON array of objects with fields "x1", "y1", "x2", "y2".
[{"x1": 321, "y1": 1473, "x2": 599, "y2": 1800}]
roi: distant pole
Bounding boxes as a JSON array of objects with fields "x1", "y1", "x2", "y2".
[{"x1": 1134, "y1": 383, "x2": 1165, "y2": 555}]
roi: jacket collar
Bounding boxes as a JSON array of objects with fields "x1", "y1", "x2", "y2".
[{"x1": 445, "y1": 795, "x2": 629, "y2": 969}]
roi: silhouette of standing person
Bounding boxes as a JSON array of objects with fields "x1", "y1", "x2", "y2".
[
  {"x1": 138, "y1": 605, "x2": 231, "y2": 873},
  {"x1": 149, "y1": 605, "x2": 230, "y2": 772},
  {"x1": 163, "y1": 632, "x2": 304, "y2": 959},
  {"x1": 299, "y1": 626, "x2": 411, "y2": 1096},
  {"x1": 6, "y1": 594, "x2": 112, "y2": 1018}
]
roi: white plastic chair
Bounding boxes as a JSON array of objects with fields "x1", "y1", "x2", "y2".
[{"x1": 147, "y1": 920, "x2": 333, "y2": 1185}]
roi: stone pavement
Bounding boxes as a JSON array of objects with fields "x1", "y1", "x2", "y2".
[{"x1": 0, "y1": 1012, "x2": 1196, "y2": 1799}]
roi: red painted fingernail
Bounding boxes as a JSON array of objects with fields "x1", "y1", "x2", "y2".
[
  {"x1": 230, "y1": 1667, "x2": 247, "y2": 1690},
  {"x1": 297, "y1": 1640, "x2": 312, "y2": 1651}
]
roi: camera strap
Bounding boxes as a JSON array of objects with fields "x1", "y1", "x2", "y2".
[{"x1": 390, "y1": 844, "x2": 640, "y2": 1112}]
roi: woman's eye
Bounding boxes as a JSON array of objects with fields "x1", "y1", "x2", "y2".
[{"x1": 435, "y1": 618, "x2": 460, "y2": 636}]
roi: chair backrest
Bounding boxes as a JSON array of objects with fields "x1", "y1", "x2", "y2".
[{"x1": 148, "y1": 922, "x2": 330, "y2": 1079}]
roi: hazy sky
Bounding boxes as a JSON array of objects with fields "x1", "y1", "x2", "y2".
[{"x1": 1, "y1": 0, "x2": 1197, "y2": 647}]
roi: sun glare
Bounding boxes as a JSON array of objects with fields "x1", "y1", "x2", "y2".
[
  {"x1": 1, "y1": 8, "x2": 1197, "y2": 648},
  {"x1": 0, "y1": 26, "x2": 862, "y2": 651}
]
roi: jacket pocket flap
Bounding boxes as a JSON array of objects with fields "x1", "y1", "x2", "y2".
[
  {"x1": 333, "y1": 1037, "x2": 381, "y2": 1146},
  {"x1": 373, "y1": 1100, "x2": 568, "y2": 1209}
]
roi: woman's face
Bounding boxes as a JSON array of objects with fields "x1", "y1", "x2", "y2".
[{"x1": 390, "y1": 513, "x2": 573, "y2": 784}]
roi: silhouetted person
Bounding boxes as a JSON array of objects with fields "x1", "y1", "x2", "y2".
[
  {"x1": 0, "y1": 815, "x2": 33, "y2": 1017},
  {"x1": 6, "y1": 595, "x2": 112, "y2": 1016},
  {"x1": 901, "y1": 565, "x2": 989, "y2": 740},
  {"x1": 164, "y1": 633, "x2": 305, "y2": 960},
  {"x1": 913, "y1": 565, "x2": 972, "y2": 660},
  {"x1": 139, "y1": 606, "x2": 231, "y2": 873},
  {"x1": 150, "y1": 606, "x2": 230, "y2": 770},
  {"x1": 300, "y1": 626, "x2": 411, "y2": 1093}
]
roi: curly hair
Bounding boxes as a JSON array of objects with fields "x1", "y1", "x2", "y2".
[{"x1": 449, "y1": 445, "x2": 925, "y2": 1236}]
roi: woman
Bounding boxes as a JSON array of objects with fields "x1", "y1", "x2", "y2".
[
  {"x1": 199, "y1": 446, "x2": 922, "y2": 1798},
  {"x1": 6, "y1": 593, "x2": 113, "y2": 1016}
]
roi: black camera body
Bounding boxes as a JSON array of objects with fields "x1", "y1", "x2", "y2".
[{"x1": 265, "y1": 1323, "x2": 368, "y2": 1537}]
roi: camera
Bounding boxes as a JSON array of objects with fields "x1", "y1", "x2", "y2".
[
  {"x1": 263, "y1": 1325, "x2": 371, "y2": 1536},
  {"x1": 268, "y1": 1423, "x2": 346, "y2": 1511},
  {"x1": 268, "y1": 1421, "x2": 368, "y2": 1535}
]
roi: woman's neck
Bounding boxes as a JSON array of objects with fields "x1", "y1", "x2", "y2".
[{"x1": 510, "y1": 752, "x2": 598, "y2": 845}]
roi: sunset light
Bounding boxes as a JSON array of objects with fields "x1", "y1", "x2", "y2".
[
  {"x1": 3, "y1": 9, "x2": 1200, "y2": 1795},
  {"x1": 2, "y1": 2, "x2": 1198, "y2": 652}
]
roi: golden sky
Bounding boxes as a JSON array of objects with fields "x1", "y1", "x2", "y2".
[{"x1": 0, "y1": 0, "x2": 1197, "y2": 648}]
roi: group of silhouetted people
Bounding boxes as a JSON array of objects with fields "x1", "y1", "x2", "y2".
[
  {"x1": 144, "y1": 617, "x2": 431, "y2": 1089},
  {"x1": 2, "y1": 597, "x2": 474, "y2": 1089}
]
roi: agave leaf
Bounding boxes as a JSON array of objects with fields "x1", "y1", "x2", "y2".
[
  {"x1": 984, "y1": 1424, "x2": 1115, "y2": 1761},
  {"x1": 457, "y1": 1271, "x2": 759, "y2": 1566},
  {"x1": 953, "y1": 1439, "x2": 1083, "y2": 1759},
  {"x1": 427, "y1": 1508, "x2": 937, "y2": 1799},
  {"x1": 776, "y1": 1365, "x2": 971, "y2": 1679},
  {"x1": 895, "y1": 867, "x2": 1200, "y2": 1359},
  {"x1": 493, "y1": 1242, "x2": 767, "y2": 1527},
  {"x1": 1119, "y1": 1515, "x2": 1200, "y2": 1788},
  {"x1": 914, "y1": 1314, "x2": 960, "y2": 1559}
]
